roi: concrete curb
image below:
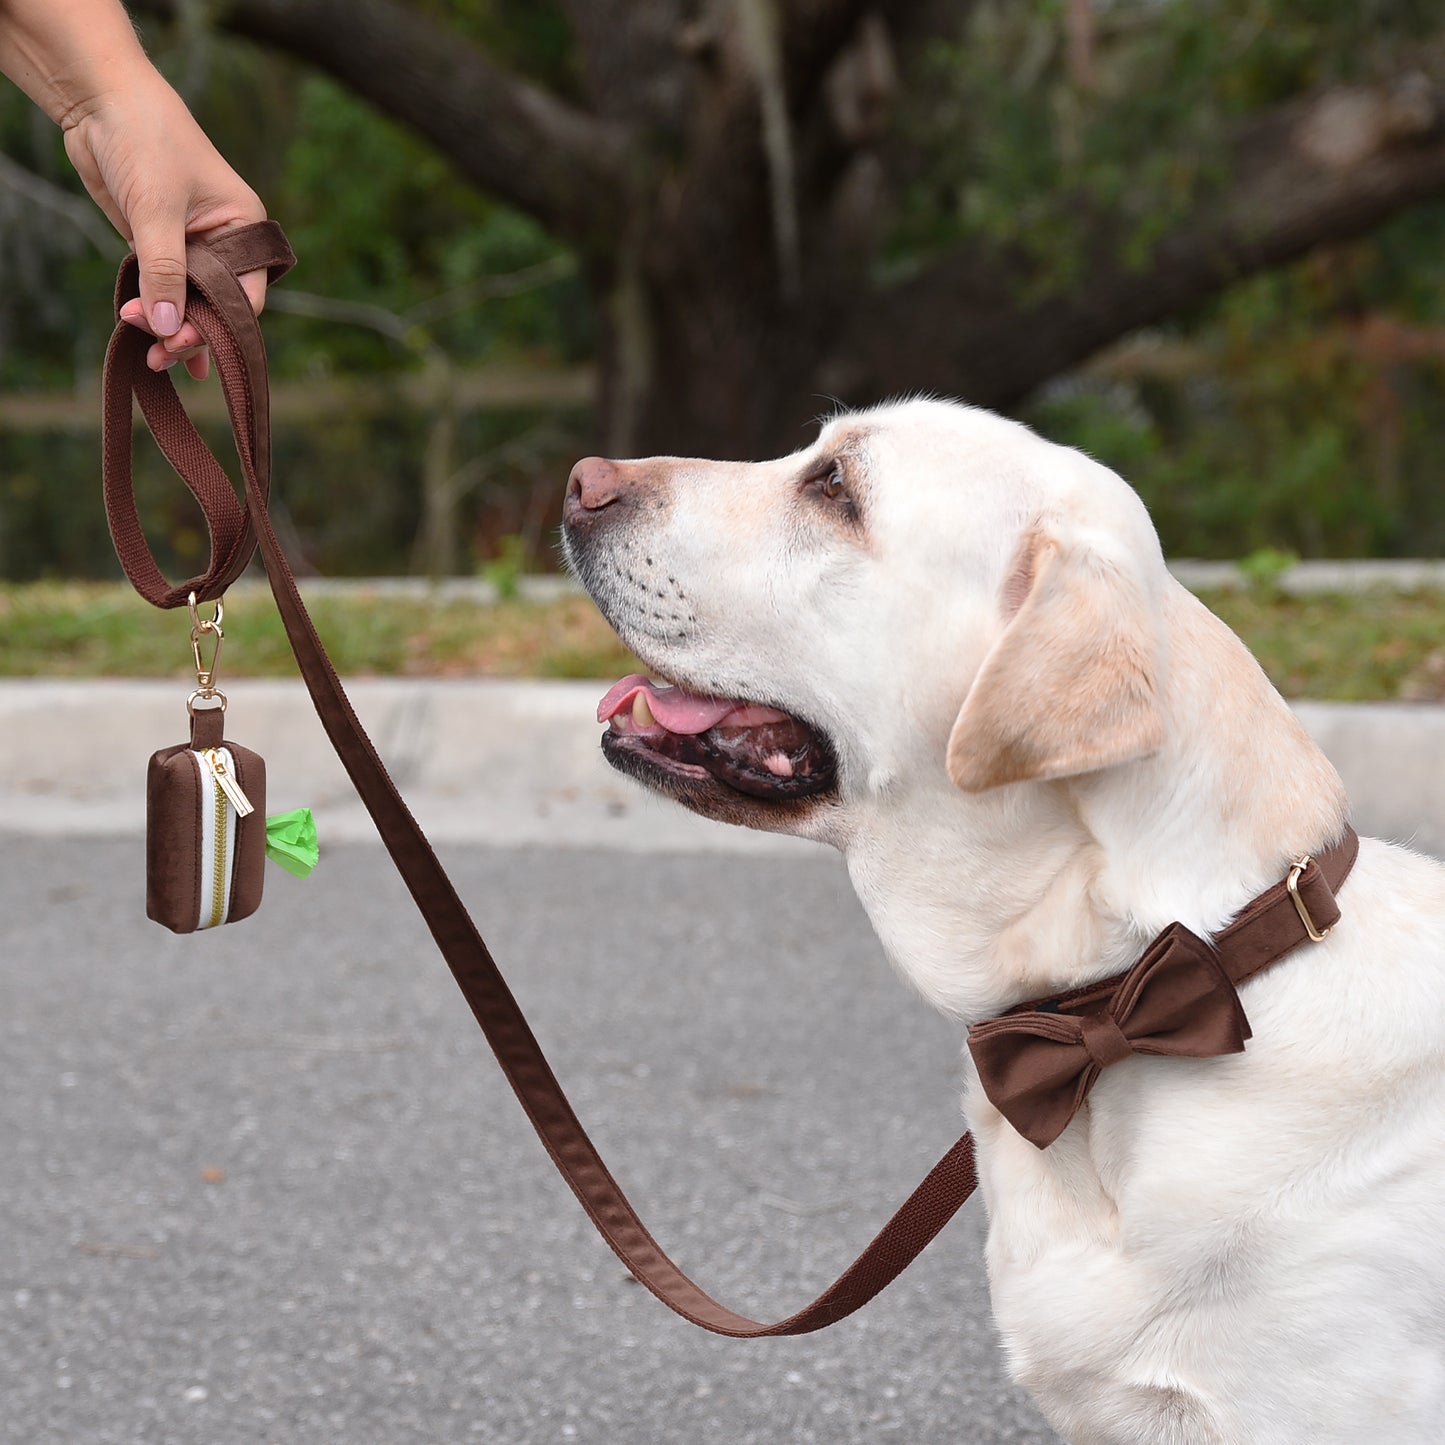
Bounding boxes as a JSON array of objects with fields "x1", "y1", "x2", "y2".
[
  {"x1": 1, "y1": 680, "x2": 1442, "y2": 856},
  {"x1": 0, "y1": 679, "x2": 819, "y2": 856},
  {"x1": 1168, "y1": 559, "x2": 1445, "y2": 593}
]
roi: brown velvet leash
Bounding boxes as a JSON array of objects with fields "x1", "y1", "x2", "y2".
[
  {"x1": 102, "y1": 223, "x2": 978, "y2": 1336},
  {"x1": 100, "y1": 224, "x2": 1355, "y2": 1335}
]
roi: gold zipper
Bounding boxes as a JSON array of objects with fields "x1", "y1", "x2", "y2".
[
  {"x1": 199, "y1": 748, "x2": 251, "y2": 930},
  {"x1": 202, "y1": 748, "x2": 254, "y2": 816},
  {"x1": 208, "y1": 768, "x2": 228, "y2": 929}
]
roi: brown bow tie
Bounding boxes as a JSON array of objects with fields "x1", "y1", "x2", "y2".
[
  {"x1": 967, "y1": 925, "x2": 1250, "y2": 1149},
  {"x1": 967, "y1": 830, "x2": 1360, "y2": 1150}
]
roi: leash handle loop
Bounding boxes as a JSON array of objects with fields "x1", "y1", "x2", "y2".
[{"x1": 100, "y1": 223, "x2": 978, "y2": 1336}]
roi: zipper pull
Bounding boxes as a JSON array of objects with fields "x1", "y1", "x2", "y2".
[{"x1": 203, "y1": 748, "x2": 255, "y2": 817}]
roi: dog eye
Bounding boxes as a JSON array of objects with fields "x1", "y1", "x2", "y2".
[
  {"x1": 801, "y1": 460, "x2": 859, "y2": 524},
  {"x1": 808, "y1": 463, "x2": 849, "y2": 503}
]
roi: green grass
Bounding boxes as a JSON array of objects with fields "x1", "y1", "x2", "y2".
[
  {"x1": 0, "y1": 581, "x2": 1441, "y2": 701},
  {"x1": 1193, "y1": 587, "x2": 1445, "y2": 702},
  {"x1": 0, "y1": 583, "x2": 643, "y2": 683}
]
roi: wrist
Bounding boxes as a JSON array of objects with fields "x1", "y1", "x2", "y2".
[
  {"x1": 53, "y1": 49, "x2": 170, "y2": 132},
  {"x1": 0, "y1": 1, "x2": 158, "y2": 126}
]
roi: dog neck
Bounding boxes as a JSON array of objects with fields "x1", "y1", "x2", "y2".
[{"x1": 844, "y1": 583, "x2": 1350, "y2": 1023}]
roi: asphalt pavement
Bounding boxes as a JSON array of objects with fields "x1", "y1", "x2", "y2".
[{"x1": 1, "y1": 831, "x2": 1060, "y2": 1445}]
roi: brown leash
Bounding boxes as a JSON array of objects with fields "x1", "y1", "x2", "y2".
[
  {"x1": 102, "y1": 223, "x2": 978, "y2": 1336},
  {"x1": 100, "y1": 224, "x2": 1355, "y2": 1335}
]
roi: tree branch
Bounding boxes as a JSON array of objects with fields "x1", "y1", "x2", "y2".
[
  {"x1": 129, "y1": 0, "x2": 628, "y2": 246},
  {"x1": 837, "y1": 70, "x2": 1445, "y2": 408},
  {"x1": 557, "y1": 0, "x2": 695, "y2": 130},
  {"x1": 0, "y1": 152, "x2": 124, "y2": 256}
]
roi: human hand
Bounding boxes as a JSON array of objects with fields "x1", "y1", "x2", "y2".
[{"x1": 63, "y1": 75, "x2": 267, "y2": 380}]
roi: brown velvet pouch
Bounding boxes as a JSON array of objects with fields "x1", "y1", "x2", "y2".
[{"x1": 146, "y1": 703, "x2": 266, "y2": 934}]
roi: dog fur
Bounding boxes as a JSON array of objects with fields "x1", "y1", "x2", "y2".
[{"x1": 562, "y1": 398, "x2": 1445, "y2": 1444}]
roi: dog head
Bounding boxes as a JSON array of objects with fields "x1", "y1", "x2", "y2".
[{"x1": 561, "y1": 397, "x2": 1170, "y2": 847}]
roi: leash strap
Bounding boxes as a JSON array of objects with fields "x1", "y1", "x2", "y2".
[{"x1": 102, "y1": 223, "x2": 978, "y2": 1336}]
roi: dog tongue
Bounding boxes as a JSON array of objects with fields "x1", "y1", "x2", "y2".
[{"x1": 596, "y1": 674, "x2": 789, "y2": 734}]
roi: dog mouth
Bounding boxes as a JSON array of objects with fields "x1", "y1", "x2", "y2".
[{"x1": 596, "y1": 674, "x2": 838, "y2": 801}]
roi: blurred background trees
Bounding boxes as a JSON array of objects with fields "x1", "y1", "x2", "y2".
[{"x1": 3, "y1": 0, "x2": 1445, "y2": 580}]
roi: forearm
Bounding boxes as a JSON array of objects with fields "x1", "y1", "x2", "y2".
[{"x1": 0, "y1": 0, "x2": 157, "y2": 126}]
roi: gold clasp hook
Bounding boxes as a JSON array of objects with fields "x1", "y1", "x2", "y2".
[
  {"x1": 188, "y1": 592, "x2": 224, "y2": 636},
  {"x1": 187, "y1": 591, "x2": 226, "y2": 707}
]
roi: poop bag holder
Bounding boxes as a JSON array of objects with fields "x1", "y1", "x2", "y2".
[{"x1": 146, "y1": 701, "x2": 267, "y2": 934}]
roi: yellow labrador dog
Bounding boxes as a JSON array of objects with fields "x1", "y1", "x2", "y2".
[{"x1": 561, "y1": 398, "x2": 1445, "y2": 1445}]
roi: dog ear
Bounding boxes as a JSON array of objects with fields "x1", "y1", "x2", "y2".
[{"x1": 946, "y1": 529, "x2": 1165, "y2": 792}]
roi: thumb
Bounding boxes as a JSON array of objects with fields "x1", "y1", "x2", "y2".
[{"x1": 128, "y1": 210, "x2": 191, "y2": 341}]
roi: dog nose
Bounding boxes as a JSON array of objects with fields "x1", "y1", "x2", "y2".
[{"x1": 566, "y1": 457, "x2": 622, "y2": 515}]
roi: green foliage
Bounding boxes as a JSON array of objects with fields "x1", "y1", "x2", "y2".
[
  {"x1": 3, "y1": 2, "x2": 1445, "y2": 581},
  {"x1": 1024, "y1": 211, "x2": 1445, "y2": 559},
  {"x1": 0, "y1": 19, "x2": 595, "y2": 581},
  {"x1": 1237, "y1": 547, "x2": 1301, "y2": 597},
  {"x1": 264, "y1": 72, "x2": 589, "y2": 378},
  {"x1": 407, "y1": 0, "x2": 578, "y2": 94},
  {"x1": 893, "y1": 0, "x2": 1443, "y2": 288},
  {"x1": 480, "y1": 533, "x2": 528, "y2": 599}
]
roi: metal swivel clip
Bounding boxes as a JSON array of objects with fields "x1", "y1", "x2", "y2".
[{"x1": 186, "y1": 591, "x2": 228, "y2": 714}]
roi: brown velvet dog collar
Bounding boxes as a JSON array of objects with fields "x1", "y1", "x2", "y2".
[{"x1": 967, "y1": 828, "x2": 1360, "y2": 1149}]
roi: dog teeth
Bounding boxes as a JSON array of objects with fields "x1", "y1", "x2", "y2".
[
  {"x1": 632, "y1": 691, "x2": 656, "y2": 728},
  {"x1": 763, "y1": 752, "x2": 795, "y2": 778}
]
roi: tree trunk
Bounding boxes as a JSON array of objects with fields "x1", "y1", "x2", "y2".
[
  {"x1": 581, "y1": 3, "x2": 895, "y2": 460},
  {"x1": 622, "y1": 301, "x2": 828, "y2": 462},
  {"x1": 594, "y1": 236, "x2": 843, "y2": 462}
]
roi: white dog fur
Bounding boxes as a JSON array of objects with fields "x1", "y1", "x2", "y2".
[{"x1": 562, "y1": 398, "x2": 1445, "y2": 1444}]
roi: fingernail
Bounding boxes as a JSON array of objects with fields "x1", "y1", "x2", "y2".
[
  {"x1": 152, "y1": 302, "x2": 181, "y2": 336},
  {"x1": 159, "y1": 356, "x2": 180, "y2": 371}
]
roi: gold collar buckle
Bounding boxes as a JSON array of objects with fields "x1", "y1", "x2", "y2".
[{"x1": 1287, "y1": 855, "x2": 1333, "y2": 943}]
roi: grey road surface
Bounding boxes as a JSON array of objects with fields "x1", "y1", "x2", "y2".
[{"x1": 1, "y1": 833, "x2": 1061, "y2": 1445}]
